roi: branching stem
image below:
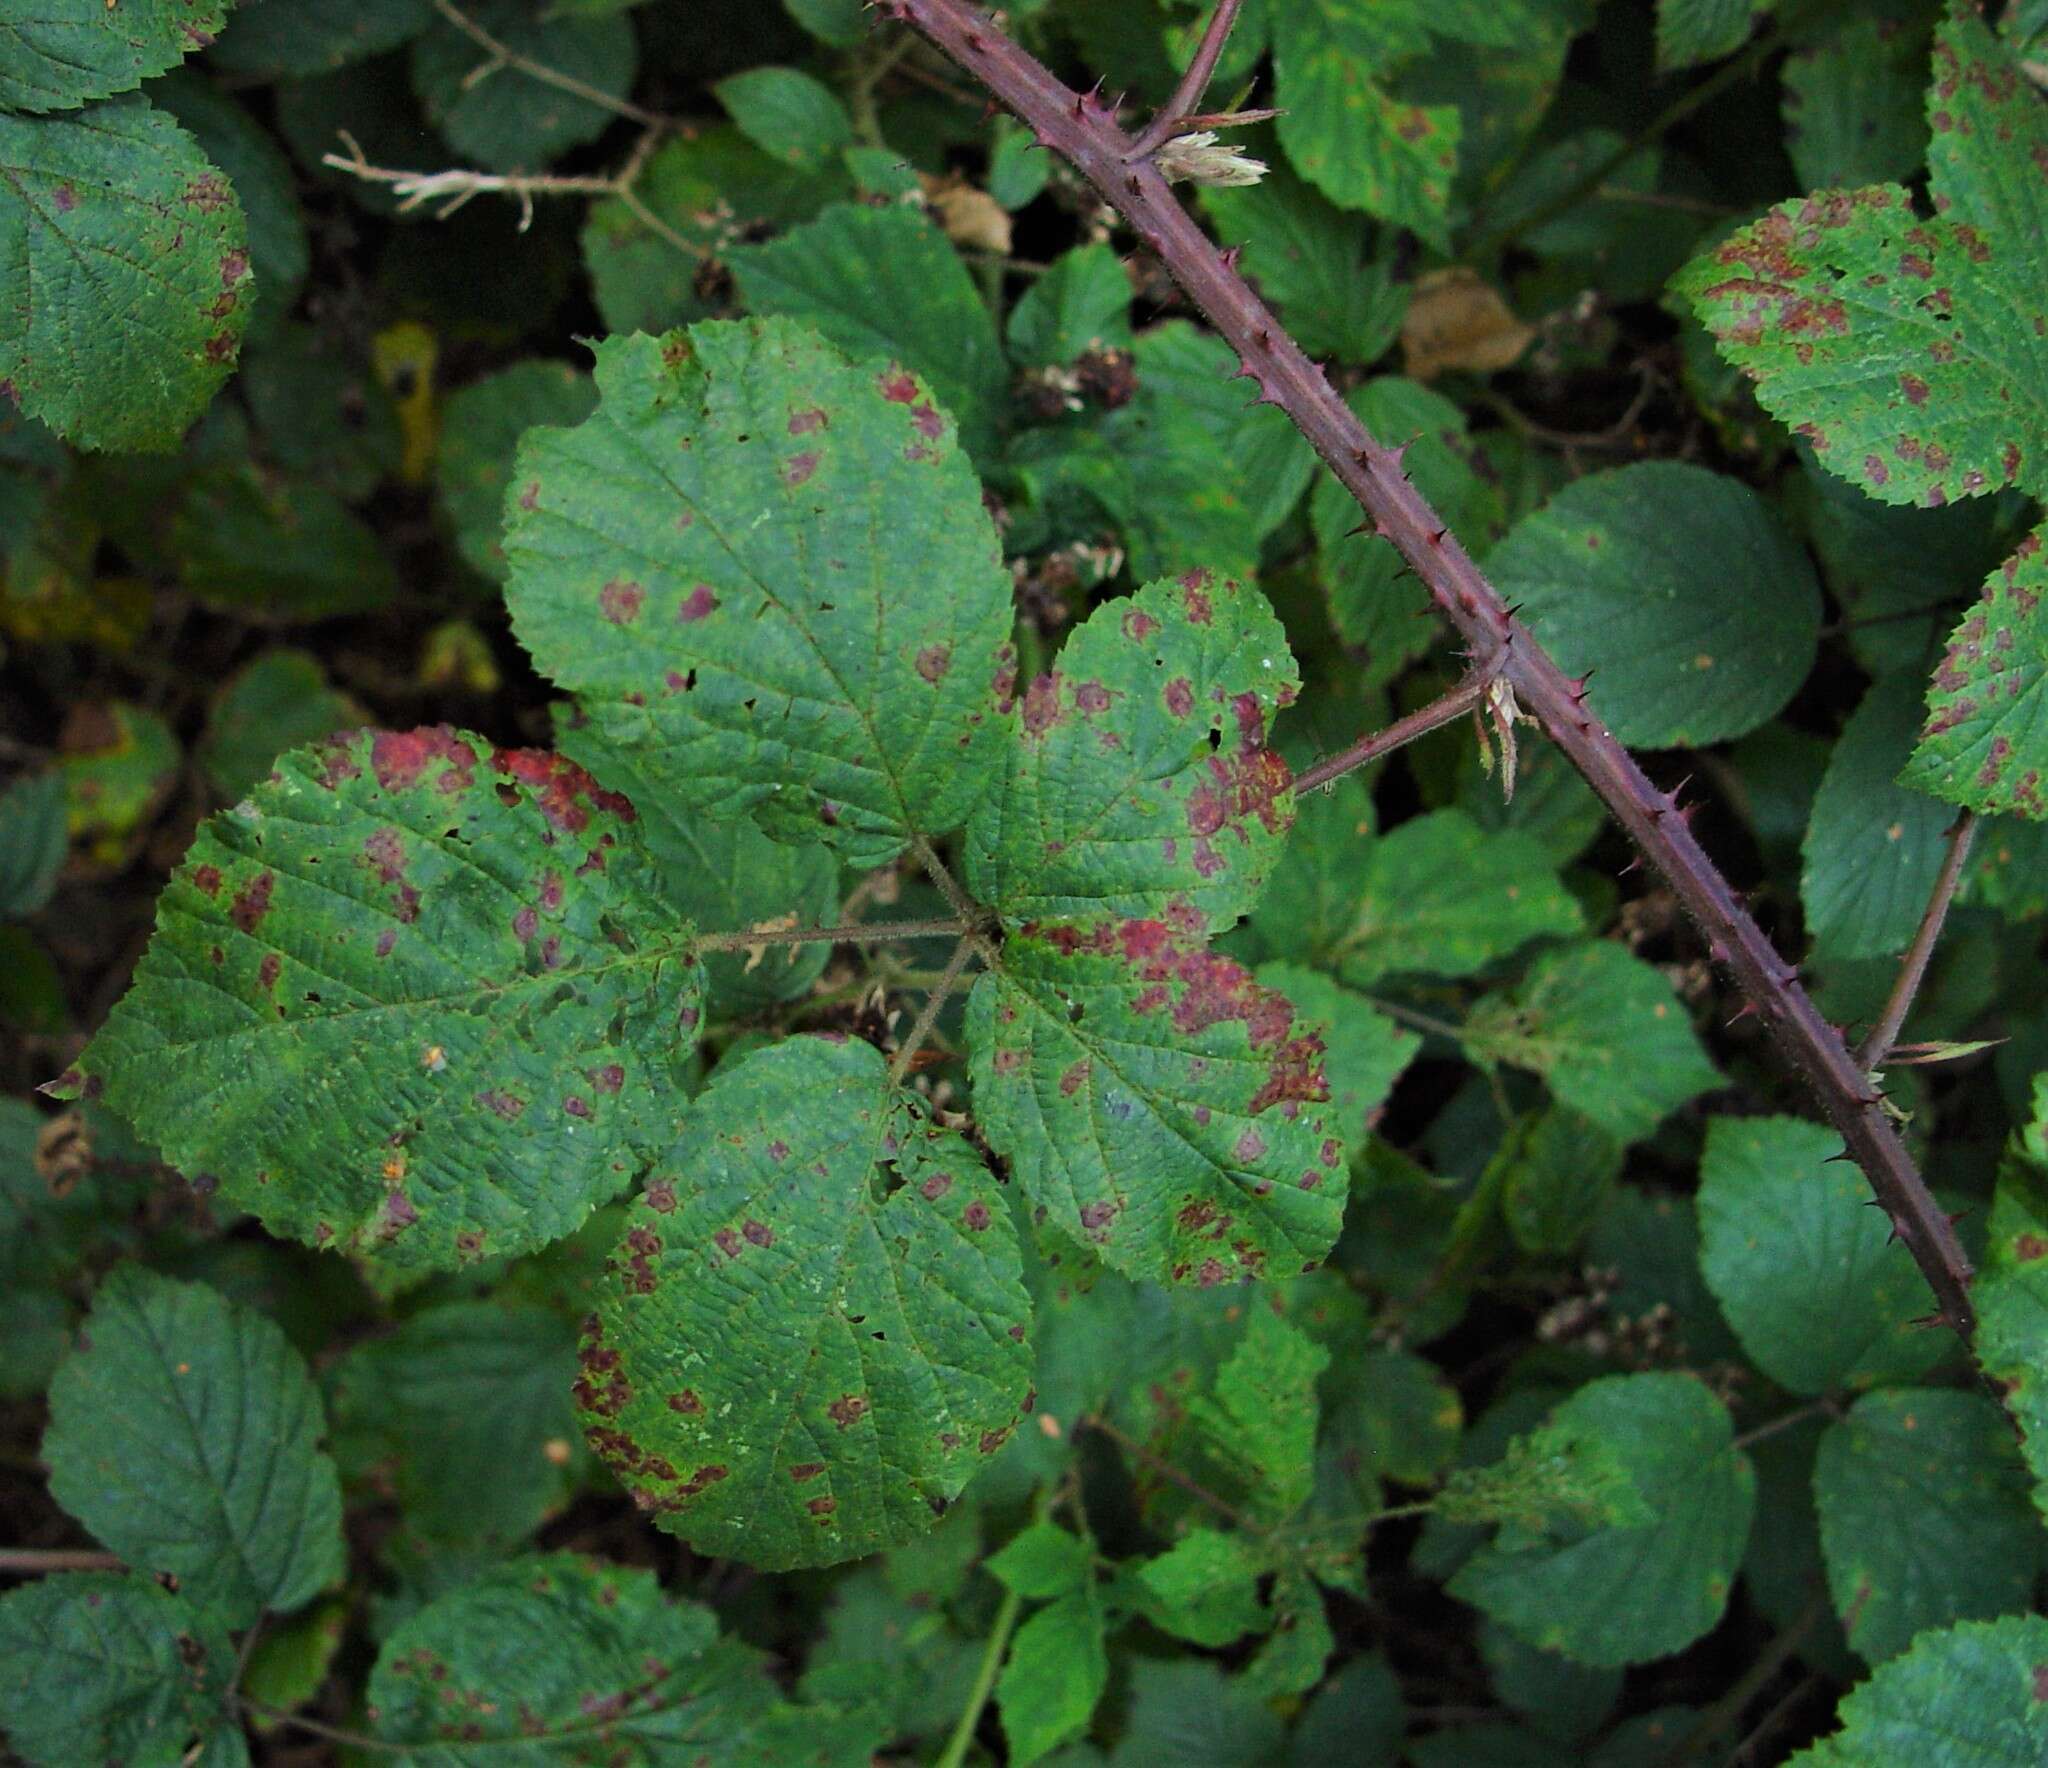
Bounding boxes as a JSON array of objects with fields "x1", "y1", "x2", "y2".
[
  {"x1": 1857, "y1": 812, "x2": 1979, "y2": 1072},
  {"x1": 1295, "y1": 670, "x2": 1495, "y2": 795},
  {"x1": 430, "y1": 0, "x2": 669, "y2": 127},
  {"x1": 889, "y1": 936, "x2": 981, "y2": 1083},
  {"x1": 884, "y1": 0, "x2": 1979, "y2": 1344},
  {"x1": 691, "y1": 915, "x2": 968, "y2": 953},
  {"x1": 1129, "y1": 0, "x2": 1245, "y2": 159}
]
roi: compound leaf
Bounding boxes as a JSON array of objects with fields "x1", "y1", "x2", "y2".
[
  {"x1": 42, "y1": 1267, "x2": 344, "y2": 1627},
  {"x1": 1903, "y1": 526, "x2": 2048, "y2": 819},
  {"x1": 1814, "y1": 1388, "x2": 2038, "y2": 1663},
  {"x1": 58, "y1": 727, "x2": 701, "y2": 1270},
  {"x1": 1695, "y1": 1115, "x2": 1945, "y2": 1395},
  {"x1": 1488, "y1": 462, "x2": 1822, "y2": 747},
  {"x1": 503, "y1": 321, "x2": 1013, "y2": 869},
  {"x1": 968, "y1": 921, "x2": 1346, "y2": 1286},
  {"x1": 1786, "y1": 1616, "x2": 2048, "y2": 1766},
  {"x1": 1675, "y1": 10, "x2": 2048, "y2": 510},
  {"x1": 366, "y1": 1554, "x2": 858, "y2": 1764},
  {"x1": 0, "y1": 1574, "x2": 240, "y2": 1768},
  {"x1": 1448, "y1": 1373, "x2": 1755, "y2": 1667},
  {"x1": 0, "y1": 0, "x2": 230, "y2": 113},
  {"x1": 575, "y1": 1037, "x2": 1033, "y2": 1571},
  {"x1": 964, "y1": 570, "x2": 1300, "y2": 932},
  {"x1": 0, "y1": 98, "x2": 252, "y2": 451}
]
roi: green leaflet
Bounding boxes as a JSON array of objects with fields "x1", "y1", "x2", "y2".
[
  {"x1": 715, "y1": 68, "x2": 854, "y2": 174},
  {"x1": 200, "y1": 651, "x2": 361, "y2": 803},
  {"x1": 964, "y1": 569, "x2": 1300, "y2": 932},
  {"x1": 1973, "y1": 1076, "x2": 2048, "y2": 1521},
  {"x1": 1006, "y1": 242, "x2": 1135, "y2": 369},
  {"x1": 1110, "y1": 1657, "x2": 1286, "y2": 1766},
  {"x1": 366, "y1": 1555, "x2": 871, "y2": 1764},
  {"x1": 42, "y1": 1267, "x2": 345, "y2": 1627},
  {"x1": 968, "y1": 921, "x2": 1346, "y2": 1286},
  {"x1": 1780, "y1": 2, "x2": 1937, "y2": 191},
  {"x1": 999, "y1": 1585, "x2": 1109, "y2": 1765},
  {"x1": 1193, "y1": 1306, "x2": 1328, "y2": 1524},
  {"x1": 436, "y1": 360, "x2": 598, "y2": 582},
  {"x1": 1694, "y1": 1115, "x2": 1946, "y2": 1395},
  {"x1": 0, "y1": 0, "x2": 229, "y2": 113},
  {"x1": 1902, "y1": 526, "x2": 2048, "y2": 819},
  {"x1": 502, "y1": 322, "x2": 1013, "y2": 869},
  {"x1": 0, "y1": 97, "x2": 252, "y2": 450},
  {"x1": 207, "y1": 0, "x2": 431, "y2": 78},
  {"x1": 1463, "y1": 941, "x2": 1721, "y2": 1144},
  {"x1": 1134, "y1": 1529, "x2": 1270, "y2": 1647},
  {"x1": 0, "y1": 768, "x2": 63, "y2": 916},
  {"x1": 1813, "y1": 1388, "x2": 2039, "y2": 1663},
  {"x1": 1448, "y1": 1373, "x2": 1755, "y2": 1667},
  {"x1": 575, "y1": 1037, "x2": 1033, "y2": 1571},
  {"x1": 1254, "y1": 963, "x2": 1419, "y2": 1144},
  {"x1": 57, "y1": 727, "x2": 701, "y2": 1270},
  {"x1": 1488, "y1": 462, "x2": 1821, "y2": 748},
  {"x1": 1676, "y1": 10, "x2": 2048, "y2": 512},
  {"x1": 1786, "y1": 1616, "x2": 2048, "y2": 1766},
  {"x1": 1656, "y1": 0, "x2": 1770, "y2": 70},
  {"x1": 0, "y1": 1574, "x2": 242, "y2": 1768}
]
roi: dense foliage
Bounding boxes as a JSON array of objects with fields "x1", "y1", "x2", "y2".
[{"x1": 3, "y1": 0, "x2": 2048, "y2": 1762}]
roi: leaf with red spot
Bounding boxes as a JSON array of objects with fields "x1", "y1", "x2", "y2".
[
  {"x1": 964, "y1": 571, "x2": 1301, "y2": 932},
  {"x1": 503, "y1": 320, "x2": 1013, "y2": 869},
  {"x1": 1674, "y1": 10, "x2": 2048, "y2": 514},
  {"x1": 0, "y1": 0, "x2": 231, "y2": 112},
  {"x1": 1902, "y1": 525, "x2": 2048, "y2": 819},
  {"x1": 51, "y1": 727, "x2": 702, "y2": 1271},
  {"x1": 966, "y1": 920, "x2": 1347, "y2": 1287},
  {"x1": 578, "y1": 1037, "x2": 1032, "y2": 1571}
]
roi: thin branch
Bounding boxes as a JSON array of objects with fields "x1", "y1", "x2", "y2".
[
  {"x1": 1295, "y1": 671, "x2": 1493, "y2": 795},
  {"x1": 235, "y1": 1703, "x2": 406, "y2": 1753},
  {"x1": 691, "y1": 914, "x2": 969, "y2": 953},
  {"x1": 883, "y1": 0, "x2": 1980, "y2": 1346},
  {"x1": 430, "y1": 0, "x2": 669, "y2": 127},
  {"x1": 0, "y1": 1548, "x2": 123, "y2": 1574},
  {"x1": 1857, "y1": 812, "x2": 1979, "y2": 1072},
  {"x1": 1732, "y1": 1398, "x2": 1838, "y2": 1452},
  {"x1": 1130, "y1": 0, "x2": 1247, "y2": 160},
  {"x1": 934, "y1": 1584, "x2": 1024, "y2": 1768},
  {"x1": 889, "y1": 936, "x2": 981, "y2": 1084},
  {"x1": 1078, "y1": 1412, "x2": 1261, "y2": 1533}
]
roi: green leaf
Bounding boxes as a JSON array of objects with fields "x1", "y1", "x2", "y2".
[
  {"x1": 410, "y1": 0, "x2": 637, "y2": 172},
  {"x1": 1289, "y1": 1652, "x2": 1405, "y2": 1767},
  {"x1": 0, "y1": 1574, "x2": 240, "y2": 1768},
  {"x1": 1261, "y1": 807, "x2": 1581, "y2": 987},
  {"x1": 558, "y1": 729, "x2": 838, "y2": 1014},
  {"x1": 0, "y1": 768, "x2": 63, "y2": 916},
  {"x1": 1201, "y1": 158, "x2": 1407, "y2": 365},
  {"x1": 783, "y1": 0, "x2": 865, "y2": 46},
  {"x1": 1253, "y1": 963, "x2": 1419, "y2": 1144},
  {"x1": 968, "y1": 922, "x2": 1346, "y2": 1286},
  {"x1": 207, "y1": 0, "x2": 431, "y2": 77},
  {"x1": 966, "y1": 571, "x2": 1299, "y2": 931},
  {"x1": 1803, "y1": 675, "x2": 1958, "y2": 959},
  {"x1": 503, "y1": 322, "x2": 1012, "y2": 869},
  {"x1": 42, "y1": 1267, "x2": 344, "y2": 1626},
  {"x1": 61, "y1": 701, "x2": 179, "y2": 862},
  {"x1": 60, "y1": 727, "x2": 701, "y2": 1269},
  {"x1": 1006, "y1": 242, "x2": 1134, "y2": 369},
  {"x1": 1656, "y1": 0, "x2": 1769, "y2": 70},
  {"x1": 1499, "y1": 1108, "x2": 1622, "y2": 1256},
  {"x1": 436, "y1": 360, "x2": 597, "y2": 582},
  {"x1": 799, "y1": 1569, "x2": 982, "y2": 1744},
  {"x1": 171, "y1": 463, "x2": 396, "y2": 618},
  {"x1": 1449, "y1": 1373, "x2": 1755, "y2": 1667},
  {"x1": 1462, "y1": 941, "x2": 1721, "y2": 1143},
  {"x1": 732, "y1": 203, "x2": 1008, "y2": 460},
  {"x1": 330, "y1": 1300, "x2": 583, "y2": 1551},
  {"x1": 0, "y1": 98, "x2": 252, "y2": 451},
  {"x1": 1108, "y1": 1657, "x2": 1285, "y2": 1767},
  {"x1": 1134, "y1": 1528, "x2": 1271, "y2": 1646},
  {"x1": 1270, "y1": 0, "x2": 1462, "y2": 247},
  {"x1": 238, "y1": 1598, "x2": 347, "y2": 1732},
  {"x1": 1973, "y1": 1078, "x2": 2048, "y2": 1520},
  {"x1": 1903, "y1": 527, "x2": 2048, "y2": 819},
  {"x1": 1324, "y1": 1344, "x2": 1464, "y2": 1489},
  {"x1": 1000, "y1": 1587, "x2": 1109, "y2": 1766},
  {"x1": 1488, "y1": 463, "x2": 1821, "y2": 746},
  {"x1": 1694, "y1": 1115, "x2": 1946, "y2": 1394},
  {"x1": 1814, "y1": 1388, "x2": 2038, "y2": 1663},
  {"x1": 574, "y1": 1036, "x2": 1033, "y2": 1571},
  {"x1": 1190, "y1": 1306, "x2": 1327, "y2": 1524},
  {"x1": 1675, "y1": 10, "x2": 2048, "y2": 511},
  {"x1": 366, "y1": 1554, "x2": 839, "y2": 1763},
  {"x1": 0, "y1": 0, "x2": 230, "y2": 113},
  {"x1": 1785, "y1": 1616, "x2": 2048, "y2": 1766},
  {"x1": 1480, "y1": 1618, "x2": 1621, "y2": 1742},
  {"x1": 988, "y1": 1522, "x2": 1094, "y2": 1600},
  {"x1": 1781, "y1": 3, "x2": 1937, "y2": 192},
  {"x1": 715, "y1": 68, "x2": 854, "y2": 174},
  {"x1": 200, "y1": 651, "x2": 361, "y2": 804}
]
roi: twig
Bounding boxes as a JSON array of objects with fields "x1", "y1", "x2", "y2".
[
  {"x1": 235, "y1": 1703, "x2": 405, "y2": 1753},
  {"x1": 889, "y1": 936, "x2": 981, "y2": 1083},
  {"x1": 1078, "y1": 1412, "x2": 1261, "y2": 1533},
  {"x1": 1295, "y1": 671, "x2": 1494, "y2": 795},
  {"x1": 430, "y1": 0, "x2": 668, "y2": 128},
  {"x1": 882, "y1": 0, "x2": 1980, "y2": 1345},
  {"x1": 1856, "y1": 812, "x2": 1979, "y2": 1072},
  {"x1": 1130, "y1": 0, "x2": 1246, "y2": 159},
  {"x1": 691, "y1": 915, "x2": 969, "y2": 953},
  {"x1": 1732, "y1": 1398, "x2": 1838, "y2": 1452},
  {"x1": 0, "y1": 1548, "x2": 123, "y2": 1574}
]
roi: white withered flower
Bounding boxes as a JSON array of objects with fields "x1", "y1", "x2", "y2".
[{"x1": 1154, "y1": 130, "x2": 1267, "y2": 187}]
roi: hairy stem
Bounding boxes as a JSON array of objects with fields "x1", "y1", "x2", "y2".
[
  {"x1": 1295, "y1": 671, "x2": 1494, "y2": 794},
  {"x1": 913, "y1": 834, "x2": 986, "y2": 928},
  {"x1": 883, "y1": 0, "x2": 1978, "y2": 1344},
  {"x1": 1857, "y1": 811, "x2": 1979, "y2": 1071},
  {"x1": 889, "y1": 936, "x2": 981, "y2": 1083},
  {"x1": 691, "y1": 915, "x2": 968, "y2": 953},
  {"x1": 1129, "y1": 0, "x2": 1245, "y2": 159}
]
